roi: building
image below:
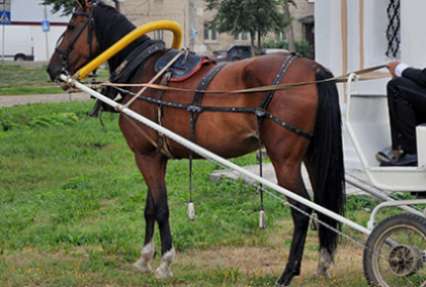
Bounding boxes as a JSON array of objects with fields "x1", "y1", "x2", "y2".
[
  {"x1": 0, "y1": 0, "x2": 69, "y2": 61},
  {"x1": 121, "y1": 0, "x2": 314, "y2": 55}
]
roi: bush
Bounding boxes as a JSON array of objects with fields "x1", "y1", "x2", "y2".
[
  {"x1": 295, "y1": 40, "x2": 314, "y2": 58},
  {"x1": 263, "y1": 39, "x2": 289, "y2": 49}
]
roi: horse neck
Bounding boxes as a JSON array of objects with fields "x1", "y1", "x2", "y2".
[{"x1": 93, "y1": 5, "x2": 149, "y2": 73}]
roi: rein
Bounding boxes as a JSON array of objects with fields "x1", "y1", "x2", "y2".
[
  {"x1": 90, "y1": 61, "x2": 389, "y2": 142},
  {"x1": 97, "y1": 64, "x2": 389, "y2": 94}
]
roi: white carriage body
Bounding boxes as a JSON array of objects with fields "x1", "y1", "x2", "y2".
[
  {"x1": 315, "y1": 0, "x2": 426, "y2": 193},
  {"x1": 346, "y1": 93, "x2": 426, "y2": 192}
]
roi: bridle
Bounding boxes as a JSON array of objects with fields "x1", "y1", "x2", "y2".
[{"x1": 55, "y1": 7, "x2": 96, "y2": 75}]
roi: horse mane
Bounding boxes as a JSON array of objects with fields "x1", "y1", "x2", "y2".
[{"x1": 93, "y1": 1, "x2": 151, "y2": 71}]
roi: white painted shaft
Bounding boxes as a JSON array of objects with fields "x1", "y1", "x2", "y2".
[{"x1": 61, "y1": 74, "x2": 372, "y2": 236}]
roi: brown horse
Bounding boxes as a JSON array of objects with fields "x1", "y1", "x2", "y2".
[{"x1": 47, "y1": 1, "x2": 345, "y2": 286}]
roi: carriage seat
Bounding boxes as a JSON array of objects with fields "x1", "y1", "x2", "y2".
[{"x1": 154, "y1": 49, "x2": 212, "y2": 82}]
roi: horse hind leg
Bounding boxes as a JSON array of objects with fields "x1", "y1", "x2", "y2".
[{"x1": 317, "y1": 247, "x2": 333, "y2": 278}]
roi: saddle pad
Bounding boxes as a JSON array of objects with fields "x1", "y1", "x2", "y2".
[{"x1": 154, "y1": 49, "x2": 212, "y2": 82}]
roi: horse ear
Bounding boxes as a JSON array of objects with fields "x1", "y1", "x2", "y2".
[
  {"x1": 85, "y1": 0, "x2": 99, "y2": 7},
  {"x1": 75, "y1": 0, "x2": 97, "y2": 10},
  {"x1": 75, "y1": 0, "x2": 85, "y2": 9}
]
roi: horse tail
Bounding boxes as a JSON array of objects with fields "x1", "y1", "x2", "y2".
[{"x1": 305, "y1": 66, "x2": 346, "y2": 256}]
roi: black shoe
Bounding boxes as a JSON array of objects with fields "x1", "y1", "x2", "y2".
[
  {"x1": 376, "y1": 147, "x2": 398, "y2": 163},
  {"x1": 380, "y1": 152, "x2": 418, "y2": 167}
]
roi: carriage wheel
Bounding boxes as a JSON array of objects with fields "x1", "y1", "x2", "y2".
[{"x1": 363, "y1": 213, "x2": 426, "y2": 287}]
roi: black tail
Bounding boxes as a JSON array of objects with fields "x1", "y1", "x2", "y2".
[{"x1": 306, "y1": 67, "x2": 345, "y2": 255}]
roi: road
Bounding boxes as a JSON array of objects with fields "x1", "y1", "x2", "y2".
[{"x1": 0, "y1": 93, "x2": 91, "y2": 107}]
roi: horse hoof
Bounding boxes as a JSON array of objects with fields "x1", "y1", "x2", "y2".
[
  {"x1": 315, "y1": 269, "x2": 331, "y2": 279},
  {"x1": 133, "y1": 259, "x2": 152, "y2": 273},
  {"x1": 155, "y1": 266, "x2": 173, "y2": 279}
]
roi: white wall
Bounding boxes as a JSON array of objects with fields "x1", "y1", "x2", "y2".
[
  {"x1": 0, "y1": 0, "x2": 69, "y2": 61},
  {"x1": 401, "y1": 0, "x2": 426, "y2": 67},
  {"x1": 315, "y1": 0, "x2": 342, "y2": 75},
  {"x1": 11, "y1": 0, "x2": 68, "y2": 22},
  {"x1": 315, "y1": 0, "x2": 392, "y2": 96}
]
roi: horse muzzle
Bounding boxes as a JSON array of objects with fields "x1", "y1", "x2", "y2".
[{"x1": 47, "y1": 63, "x2": 67, "y2": 82}]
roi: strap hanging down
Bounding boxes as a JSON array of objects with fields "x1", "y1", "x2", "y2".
[
  {"x1": 187, "y1": 63, "x2": 227, "y2": 220},
  {"x1": 256, "y1": 54, "x2": 296, "y2": 229}
]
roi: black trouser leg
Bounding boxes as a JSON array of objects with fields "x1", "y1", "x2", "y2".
[{"x1": 387, "y1": 77, "x2": 426, "y2": 153}]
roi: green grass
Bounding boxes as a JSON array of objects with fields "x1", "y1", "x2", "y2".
[
  {"x1": 0, "y1": 101, "x2": 372, "y2": 286},
  {"x1": 0, "y1": 63, "x2": 61, "y2": 95},
  {"x1": 0, "y1": 63, "x2": 108, "y2": 95}
]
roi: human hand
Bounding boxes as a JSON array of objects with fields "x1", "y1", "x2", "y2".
[{"x1": 387, "y1": 61, "x2": 400, "y2": 77}]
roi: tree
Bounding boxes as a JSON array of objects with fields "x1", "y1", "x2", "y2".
[
  {"x1": 206, "y1": 0, "x2": 287, "y2": 51},
  {"x1": 41, "y1": 0, "x2": 120, "y2": 15},
  {"x1": 41, "y1": 0, "x2": 75, "y2": 15},
  {"x1": 281, "y1": 0, "x2": 296, "y2": 52}
]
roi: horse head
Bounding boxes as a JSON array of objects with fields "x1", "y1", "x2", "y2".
[{"x1": 47, "y1": 0, "x2": 103, "y2": 82}]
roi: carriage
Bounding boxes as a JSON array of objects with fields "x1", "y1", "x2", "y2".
[
  {"x1": 49, "y1": 1, "x2": 425, "y2": 286},
  {"x1": 345, "y1": 74, "x2": 426, "y2": 286}
]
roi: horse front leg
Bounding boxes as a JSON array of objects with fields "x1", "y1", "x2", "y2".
[
  {"x1": 132, "y1": 151, "x2": 175, "y2": 278},
  {"x1": 133, "y1": 190, "x2": 156, "y2": 273},
  {"x1": 154, "y1": 184, "x2": 175, "y2": 279}
]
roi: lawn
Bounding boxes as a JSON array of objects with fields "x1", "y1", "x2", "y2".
[
  {"x1": 0, "y1": 101, "x2": 372, "y2": 286},
  {"x1": 0, "y1": 63, "x2": 108, "y2": 95},
  {"x1": 0, "y1": 63, "x2": 62, "y2": 95}
]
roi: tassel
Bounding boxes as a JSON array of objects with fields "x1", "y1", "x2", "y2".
[
  {"x1": 259, "y1": 209, "x2": 266, "y2": 229},
  {"x1": 187, "y1": 201, "x2": 196, "y2": 220}
]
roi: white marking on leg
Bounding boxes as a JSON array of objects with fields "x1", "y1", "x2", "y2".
[
  {"x1": 155, "y1": 247, "x2": 176, "y2": 279},
  {"x1": 316, "y1": 248, "x2": 333, "y2": 278},
  {"x1": 133, "y1": 241, "x2": 155, "y2": 273}
]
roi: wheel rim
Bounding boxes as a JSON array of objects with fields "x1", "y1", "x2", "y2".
[{"x1": 371, "y1": 224, "x2": 426, "y2": 287}]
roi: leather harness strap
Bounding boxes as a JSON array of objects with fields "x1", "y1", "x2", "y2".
[
  {"x1": 256, "y1": 54, "x2": 296, "y2": 214},
  {"x1": 188, "y1": 62, "x2": 227, "y2": 138},
  {"x1": 259, "y1": 54, "x2": 297, "y2": 111},
  {"x1": 113, "y1": 40, "x2": 165, "y2": 81},
  {"x1": 187, "y1": 62, "x2": 226, "y2": 203},
  {"x1": 113, "y1": 41, "x2": 165, "y2": 84}
]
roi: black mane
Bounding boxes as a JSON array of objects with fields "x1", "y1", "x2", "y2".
[{"x1": 92, "y1": 2, "x2": 151, "y2": 72}]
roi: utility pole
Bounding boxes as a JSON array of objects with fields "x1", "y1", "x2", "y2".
[
  {"x1": 188, "y1": 0, "x2": 198, "y2": 50},
  {"x1": 43, "y1": 5, "x2": 50, "y2": 61},
  {"x1": 1, "y1": 0, "x2": 11, "y2": 62},
  {"x1": 283, "y1": 0, "x2": 296, "y2": 52},
  {"x1": 1, "y1": 2, "x2": 5, "y2": 62}
]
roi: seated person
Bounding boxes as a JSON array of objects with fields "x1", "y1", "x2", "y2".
[{"x1": 377, "y1": 61, "x2": 426, "y2": 166}]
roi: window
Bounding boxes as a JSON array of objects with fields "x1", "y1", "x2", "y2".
[
  {"x1": 234, "y1": 32, "x2": 249, "y2": 41},
  {"x1": 204, "y1": 23, "x2": 217, "y2": 41},
  {"x1": 276, "y1": 32, "x2": 285, "y2": 41}
]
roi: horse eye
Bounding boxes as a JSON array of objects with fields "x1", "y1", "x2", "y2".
[{"x1": 67, "y1": 24, "x2": 75, "y2": 30}]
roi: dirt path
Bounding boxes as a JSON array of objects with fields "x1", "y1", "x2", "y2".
[{"x1": 0, "y1": 93, "x2": 91, "y2": 107}]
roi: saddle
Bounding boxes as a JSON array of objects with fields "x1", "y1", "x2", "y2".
[{"x1": 154, "y1": 49, "x2": 212, "y2": 82}]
